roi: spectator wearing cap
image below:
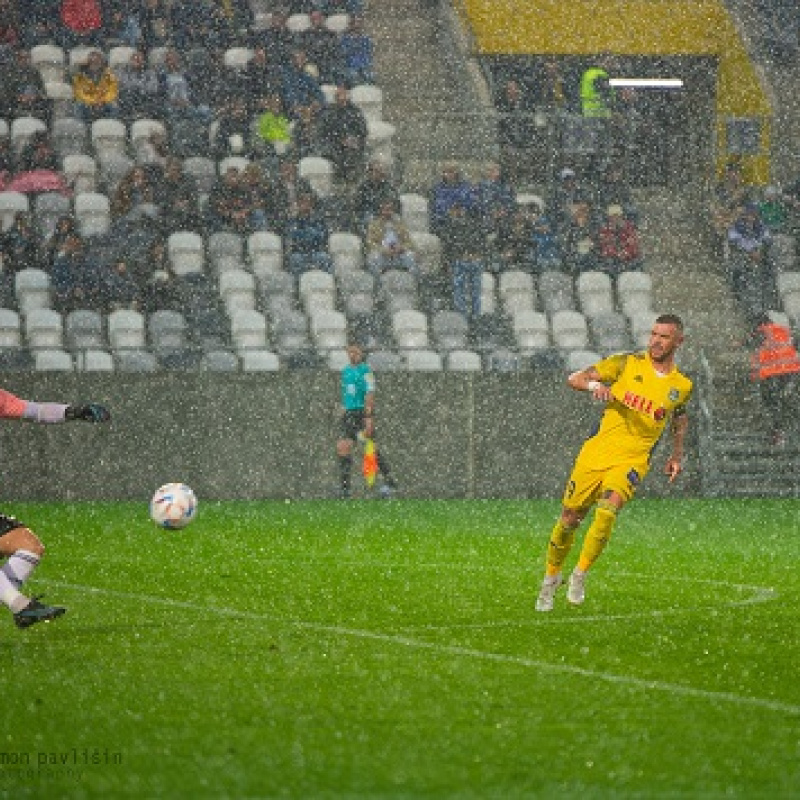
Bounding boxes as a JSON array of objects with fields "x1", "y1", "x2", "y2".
[{"x1": 597, "y1": 204, "x2": 642, "y2": 278}]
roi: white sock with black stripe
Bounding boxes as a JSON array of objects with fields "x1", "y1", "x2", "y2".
[{"x1": 0, "y1": 550, "x2": 39, "y2": 613}]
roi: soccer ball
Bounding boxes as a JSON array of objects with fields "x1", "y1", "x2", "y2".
[{"x1": 149, "y1": 483, "x2": 198, "y2": 529}]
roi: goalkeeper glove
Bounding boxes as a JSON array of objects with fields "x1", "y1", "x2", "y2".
[{"x1": 66, "y1": 403, "x2": 111, "y2": 423}]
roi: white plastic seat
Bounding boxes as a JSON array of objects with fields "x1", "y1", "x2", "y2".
[
  {"x1": 109, "y1": 45, "x2": 136, "y2": 70},
  {"x1": 481, "y1": 272, "x2": 497, "y2": 314},
  {"x1": 15, "y1": 268, "x2": 51, "y2": 312},
  {"x1": 446, "y1": 349, "x2": 482, "y2": 371},
  {"x1": 408, "y1": 232, "x2": 441, "y2": 276},
  {"x1": 200, "y1": 349, "x2": 239, "y2": 372},
  {"x1": 499, "y1": 270, "x2": 537, "y2": 315},
  {"x1": 0, "y1": 191, "x2": 29, "y2": 230},
  {"x1": 91, "y1": 118, "x2": 128, "y2": 156},
  {"x1": 10, "y1": 116, "x2": 47, "y2": 154},
  {"x1": 74, "y1": 191, "x2": 111, "y2": 236},
  {"x1": 577, "y1": 270, "x2": 615, "y2": 318},
  {"x1": 76, "y1": 349, "x2": 115, "y2": 371},
  {"x1": 62, "y1": 153, "x2": 97, "y2": 194},
  {"x1": 325, "y1": 13, "x2": 351, "y2": 33},
  {"x1": 286, "y1": 13, "x2": 311, "y2": 32},
  {"x1": 565, "y1": 348, "x2": 602, "y2": 372},
  {"x1": 617, "y1": 271, "x2": 653, "y2": 315},
  {"x1": 399, "y1": 193, "x2": 429, "y2": 233},
  {"x1": 219, "y1": 269, "x2": 256, "y2": 312},
  {"x1": 776, "y1": 270, "x2": 800, "y2": 299},
  {"x1": 183, "y1": 156, "x2": 218, "y2": 195},
  {"x1": 248, "y1": 231, "x2": 284, "y2": 276},
  {"x1": 45, "y1": 81, "x2": 75, "y2": 117},
  {"x1": 404, "y1": 349, "x2": 443, "y2": 371},
  {"x1": 218, "y1": 156, "x2": 250, "y2": 175},
  {"x1": 366, "y1": 120, "x2": 396, "y2": 164},
  {"x1": 628, "y1": 309, "x2": 659, "y2": 347},
  {"x1": 224, "y1": 47, "x2": 254, "y2": 69},
  {"x1": 240, "y1": 349, "x2": 281, "y2": 371},
  {"x1": 108, "y1": 309, "x2": 146, "y2": 350},
  {"x1": 299, "y1": 270, "x2": 336, "y2": 312},
  {"x1": 68, "y1": 46, "x2": 95, "y2": 70},
  {"x1": 115, "y1": 349, "x2": 159, "y2": 371},
  {"x1": 539, "y1": 269, "x2": 576, "y2": 313},
  {"x1": 0, "y1": 309, "x2": 22, "y2": 349},
  {"x1": 392, "y1": 309, "x2": 429, "y2": 350},
  {"x1": 431, "y1": 310, "x2": 469, "y2": 351},
  {"x1": 299, "y1": 156, "x2": 333, "y2": 198},
  {"x1": 512, "y1": 310, "x2": 550, "y2": 353},
  {"x1": 329, "y1": 232, "x2": 364, "y2": 272},
  {"x1": 350, "y1": 84, "x2": 383, "y2": 123},
  {"x1": 310, "y1": 309, "x2": 347, "y2": 351},
  {"x1": 130, "y1": 118, "x2": 166, "y2": 152},
  {"x1": 65, "y1": 309, "x2": 105, "y2": 351},
  {"x1": 167, "y1": 231, "x2": 205, "y2": 276},
  {"x1": 34, "y1": 349, "x2": 74, "y2": 371},
  {"x1": 52, "y1": 117, "x2": 89, "y2": 157},
  {"x1": 208, "y1": 231, "x2": 245, "y2": 270},
  {"x1": 771, "y1": 233, "x2": 797, "y2": 272},
  {"x1": 31, "y1": 44, "x2": 66, "y2": 83},
  {"x1": 551, "y1": 309, "x2": 589, "y2": 350},
  {"x1": 590, "y1": 311, "x2": 632, "y2": 354},
  {"x1": 25, "y1": 308, "x2": 64, "y2": 350},
  {"x1": 148, "y1": 310, "x2": 189, "y2": 351},
  {"x1": 230, "y1": 309, "x2": 268, "y2": 350}
]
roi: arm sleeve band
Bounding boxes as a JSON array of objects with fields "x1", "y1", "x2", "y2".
[{"x1": 21, "y1": 402, "x2": 69, "y2": 423}]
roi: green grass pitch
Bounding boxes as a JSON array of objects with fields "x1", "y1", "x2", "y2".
[{"x1": 1, "y1": 498, "x2": 798, "y2": 799}]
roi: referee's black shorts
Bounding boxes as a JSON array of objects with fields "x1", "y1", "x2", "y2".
[{"x1": 340, "y1": 409, "x2": 366, "y2": 441}]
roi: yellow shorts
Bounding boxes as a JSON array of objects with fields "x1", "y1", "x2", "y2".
[{"x1": 561, "y1": 457, "x2": 649, "y2": 511}]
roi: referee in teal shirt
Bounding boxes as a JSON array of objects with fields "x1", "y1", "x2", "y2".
[{"x1": 336, "y1": 343, "x2": 396, "y2": 498}]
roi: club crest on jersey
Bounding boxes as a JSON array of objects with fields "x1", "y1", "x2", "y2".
[{"x1": 654, "y1": 407, "x2": 666, "y2": 421}]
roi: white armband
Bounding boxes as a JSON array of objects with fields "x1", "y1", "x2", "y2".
[
  {"x1": 586, "y1": 380, "x2": 602, "y2": 393},
  {"x1": 22, "y1": 402, "x2": 69, "y2": 423}
]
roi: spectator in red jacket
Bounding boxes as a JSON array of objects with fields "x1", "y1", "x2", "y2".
[{"x1": 597, "y1": 204, "x2": 642, "y2": 277}]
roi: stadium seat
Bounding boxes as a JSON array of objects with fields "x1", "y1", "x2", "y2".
[
  {"x1": 286, "y1": 13, "x2": 311, "y2": 32},
  {"x1": 200, "y1": 349, "x2": 240, "y2": 372},
  {"x1": 0, "y1": 309, "x2": 22, "y2": 349},
  {"x1": 408, "y1": 232, "x2": 441, "y2": 277},
  {"x1": 551, "y1": 309, "x2": 589, "y2": 351},
  {"x1": 299, "y1": 156, "x2": 334, "y2": 198},
  {"x1": 327, "y1": 348, "x2": 349, "y2": 370},
  {"x1": 248, "y1": 232, "x2": 284, "y2": 277},
  {"x1": 380, "y1": 269, "x2": 419, "y2": 313},
  {"x1": 404, "y1": 349, "x2": 443, "y2": 371},
  {"x1": 399, "y1": 193, "x2": 429, "y2": 233},
  {"x1": 0, "y1": 191, "x2": 30, "y2": 231},
  {"x1": 97, "y1": 152, "x2": 134, "y2": 194},
  {"x1": 10, "y1": 116, "x2": 47, "y2": 154},
  {"x1": 299, "y1": 270, "x2": 336, "y2": 313},
  {"x1": 34, "y1": 193, "x2": 72, "y2": 240},
  {"x1": 230, "y1": 309, "x2": 268, "y2": 350},
  {"x1": 481, "y1": 272, "x2": 497, "y2": 314},
  {"x1": 183, "y1": 156, "x2": 217, "y2": 194},
  {"x1": 45, "y1": 80, "x2": 75, "y2": 119},
  {"x1": 207, "y1": 232, "x2": 245, "y2": 273},
  {"x1": 271, "y1": 310, "x2": 312, "y2": 355},
  {"x1": 65, "y1": 309, "x2": 105, "y2": 351},
  {"x1": 366, "y1": 349, "x2": 404, "y2": 371},
  {"x1": 148, "y1": 310, "x2": 189, "y2": 353},
  {"x1": 224, "y1": 47, "x2": 254, "y2": 69},
  {"x1": 350, "y1": 84, "x2": 383, "y2": 123},
  {"x1": 431, "y1": 310, "x2": 469, "y2": 351},
  {"x1": 219, "y1": 269, "x2": 257, "y2": 313},
  {"x1": 499, "y1": 270, "x2": 537, "y2": 316},
  {"x1": 108, "y1": 309, "x2": 146, "y2": 350},
  {"x1": 14, "y1": 268, "x2": 51, "y2": 313},
  {"x1": 74, "y1": 191, "x2": 111, "y2": 237},
  {"x1": 109, "y1": 45, "x2": 136, "y2": 70},
  {"x1": 240, "y1": 349, "x2": 281, "y2": 371},
  {"x1": 310, "y1": 309, "x2": 348, "y2": 352},
  {"x1": 565, "y1": 348, "x2": 602, "y2": 372},
  {"x1": 329, "y1": 232, "x2": 364, "y2": 273},
  {"x1": 538, "y1": 269, "x2": 576, "y2": 313},
  {"x1": 325, "y1": 13, "x2": 351, "y2": 34},
  {"x1": 512, "y1": 309, "x2": 550, "y2": 354},
  {"x1": 392, "y1": 309, "x2": 429, "y2": 350},
  {"x1": 446, "y1": 349, "x2": 482, "y2": 371},
  {"x1": 771, "y1": 233, "x2": 797, "y2": 272},
  {"x1": 366, "y1": 120, "x2": 396, "y2": 164},
  {"x1": 34, "y1": 348, "x2": 74, "y2": 371},
  {"x1": 75, "y1": 349, "x2": 115, "y2": 371},
  {"x1": 628, "y1": 309, "x2": 659, "y2": 347},
  {"x1": 68, "y1": 45, "x2": 94, "y2": 70},
  {"x1": 130, "y1": 118, "x2": 166, "y2": 156},
  {"x1": 167, "y1": 231, "x2": 205, "y2": 276},
  {"x1": 339, "y1": 270, "x2": 375, "y2": 317},
  {"x1": 53, "y1": 117, "x2": 90, "y2": 157},
  {"x1": 114, "y1": 349, "x2": 158, "y2": 371},
  {"x1": 91, "y1": 118, "x2": 128, "y2": 157},
  {"x1": 61, "y1": 153, "x2": 97, "y2": 194},
  {"x1": 617, "y1": 271, "x2": 653, "y2": 315},
  {"x1": 25, "y1": 308, "x2": 64, "y2": 350},
  {"x1": 576, "y1": 270, "x2": 615, "y2": 318},
  {"x1": 31, "y1": 44, "x2": 66, "y2": 83},
  {"x1": 589, "y1": 311, "x2": 632, "y2": 354}
]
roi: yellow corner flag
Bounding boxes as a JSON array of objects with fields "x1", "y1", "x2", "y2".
[{"x1": 362, "y1": 438, "x2": 378, "y2": 487}]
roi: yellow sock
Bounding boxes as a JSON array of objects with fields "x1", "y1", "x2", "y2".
[
  {"x1": 545, "y1": 519, "x2": 577, "y2": 576},
  {"x1": 577, "y1": 503, "x2": 617, "y2": 572}
]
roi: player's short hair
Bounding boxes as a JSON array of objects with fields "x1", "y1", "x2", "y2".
[{"x1": 655, "y1": 313, "x2": 684, "y2": 332}]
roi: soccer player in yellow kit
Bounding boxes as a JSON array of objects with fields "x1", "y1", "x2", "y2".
[{"x1": 535, "y1": 314, "x2": 692, "y2": 611}]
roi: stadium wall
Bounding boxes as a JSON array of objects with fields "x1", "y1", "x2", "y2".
[{"x1": 0, "y1": 373, "x2": 699, "y2": 501}]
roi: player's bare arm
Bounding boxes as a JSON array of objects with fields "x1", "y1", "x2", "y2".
[
  {"x1": 665, "y1": 410, "x2": 689, "y2": 482},
  {"x1": 567, "y1": 368, "x2": 612, "y2": 402}
]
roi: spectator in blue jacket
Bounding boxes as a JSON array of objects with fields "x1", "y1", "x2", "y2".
[
  {"x1": 340, "y1": 15, "x2": 375, "y2": 86},
  {"x1": 429, "y1": 162, "x2": 477, "y2": 236},
  {"x1": 285, "y1": 192, "x2": 334, "y2": 277}
]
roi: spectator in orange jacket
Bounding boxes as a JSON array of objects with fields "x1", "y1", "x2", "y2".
[{"x1": 72, "y1": 50, "x2": 119, "y2": 122}]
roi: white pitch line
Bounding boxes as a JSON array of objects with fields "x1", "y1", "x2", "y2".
[{"x1": 41, "y1": 580, "x2": 800, "y2": 717}]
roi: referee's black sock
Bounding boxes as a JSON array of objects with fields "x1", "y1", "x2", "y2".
[
  {"x1": 377, "y1": 450, "x2": 396, "y2": 488},
  {"x1": 338, "y1": 454, "x2": 353, "y2": 495}
]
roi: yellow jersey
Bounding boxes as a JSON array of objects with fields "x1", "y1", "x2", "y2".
[{"x1": 576, "y1": 351, "x2": 693, "y2": 471}]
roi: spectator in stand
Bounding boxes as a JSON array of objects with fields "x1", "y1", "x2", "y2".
[
  {"x1": 243, "y1": 47, "x2": 286, "y2": 116},
  {"x1": 537, "y1": 57, "x2": 568, "y2": 113},
  {"x1": 561, "y1": 200, "x2": 600, "y2": 275},
  {"x1": 157, "y1": 156, "x2": 202, "y2": 233},
  {"x1": 0, "y1": 0, "x2": 20, "y2": 55},
  {"x1": 106, "y1": 1, "x2": 142, "y2": 47},
  {"x1": 491, "y1": 204, "x2": 536, "y2": 274},
  {"x1": 429, "y1": 162, "x2": 477, "y2": 237},
  {"x1": 351, "y1": 158, "x2": 400, "y2": 235},
  {"x1": 758, "y1": 185, "x2": 790, "y2": 234},
  {"x1": 476, "y1": 161, "x2": 516, "y2": 227},
  {"x1": 111, "y1": 165, "x2": 158, "y2": 222},
  {"x1": 0, "y1": 212, "x2": 40, "y2": 274},
  {"x1": 213, "y1": 96, "x2": 256, "y2": 160},
  {"x1": 271, "y1": 158, "x2": 315, "y2": 234},
  {"x1": 282, "y1": 49, "x2": 327, "y2": 123},
  {"x1": 1, "y1": 48, "x2": 52, "y2": 126},
  {"x1": 596, "y1": 162, "x2": 636, "y2": 221},
  {"x1": 366, "y1": 198, "x2": 418, "y2": 277},
  {"x1": 160, "y1": 49, "x2": 212, "y2": 123},
  {"x1": 41, "y1": 214, "x2": 78, "y2": 270},
  {"x1": 340, "y1": 15, "x2": 375, "y2": 87},
  {"x1": 50, "y1": 230, "x2": 101, "y2": 312},
  {"x1": 495, "y1": 78, "x2": 538, "y2": 187},
  {"x1": 530, "y1": 202, "x2": 562, "y2": 271},
  {"x1": 597, "y1": 205, "x2": 643, "y2": 277},
  {"x1": 318, "y1": 84, "x2": 368, "y2": 184},
  {"x1": 727, "y1": 203, "x2": 775, "y2": 327},
  {"x1": 299, "y1": 9, "x2": 344, "y2": 85},
  {"x1": 18, "y1": 0, "x2": 61, "y2": 48},
  {"x1": 440, "y1": 200, "x2": 487, "y2": 320},
  {"x1": 138, "y1": 0, "x2": 171, "y2": 50},
  {"x1": 169, "y1": 0, "x2": 217, "y2": 51},
  {"x1": 548, "y1": 167, "x2": 590, "y2": 233},
  {"x1": 0, "y1": 137, "x2": 15, "y2": 177},
  {"x1": 210, "y1": 0, "x2": 254, "y2": 47},
  {"x1": 206, "y1": 165, "x2": 266, "y2": 235},
  {"x1": 241, "y1": 163, "x2": 273, "y2": 233},
  {"x1": 187, "y1": 47, "x2": 235, "y2": 116},
  {"x1": 98, "y1": 257, "x2": 143, "y2": 313},
  {"x1": 117, "y1": 48, "x2": 162, "y2": 122},
  {"x1": 255, "y1": 93, "x2": 294, "y2": 167},
  {"x1": 58, "y1": 0, "x2": 104, "y2": 49},
  {"x1": 141, "y1": 240, "x2": 183, "y2": 313},
  {"x1": 72, "y1": 50, "x2": 120, "y2": 122},
  {"x1": 284, "y1": 191, "x2": 333, "y2": 277},
  {"x1": 9, "y1": 131, "x2": 72, "y2": 196},
  {"x1": 256, "y1": 7, "x2": 296, "y2": 68},
  {"x1": 711, "y1": 161, "x2": 750, "y2": 252}
]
